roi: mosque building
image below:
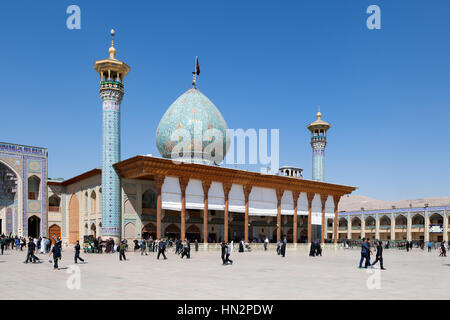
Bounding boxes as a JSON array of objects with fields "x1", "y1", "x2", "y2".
[{"x1": 0, "y1": 31, "x2": 357, "y2": 245}]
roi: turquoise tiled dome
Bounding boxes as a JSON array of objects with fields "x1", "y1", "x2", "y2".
[{"x1": 156, "y1": 88, "x2": 229, "y2": 164}]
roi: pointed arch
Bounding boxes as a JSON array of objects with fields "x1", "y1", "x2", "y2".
[{"x1": 27, "y1": 175, "x2": 41, "y2": 200}]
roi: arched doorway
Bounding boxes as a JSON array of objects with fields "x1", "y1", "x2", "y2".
[
  {"x1": 0, "y1": 161, "x2": 18, "y2": 235},
  {"x1": 141, "y1": 222, "x2": 156, "y2": 240},
  {"x1": 28, "y1": 215, "x2": 40, "y2": 238},
  {"x1": 186, "y1": 224, "x2": 201, "y2": 242},
  {"x1": 286, "y1": 228, "x2": 293, "y2": 242},
  {"x1": 48, "y1": 224, "x2": 61, "y2": 244},
  {"x1": 164, "y1": 224, "x2": 180, "y2": 240},
  {"x1": 429, "y1": 213, "x2": 444, "y2": 242},
  {"x1": 69, "y1": 194, "x2": 79, "y2": 244},
  {"x1": 124, "y1": 222, "x2": 136, "y2": 240}
]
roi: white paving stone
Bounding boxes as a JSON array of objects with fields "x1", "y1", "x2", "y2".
[{"x1": 0, "y1": 247, "x2": 448, "y2": 300}]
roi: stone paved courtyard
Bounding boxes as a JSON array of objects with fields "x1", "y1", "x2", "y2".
[{"x1": 1, "y1": 247, "x2": 449, "y2": 300}]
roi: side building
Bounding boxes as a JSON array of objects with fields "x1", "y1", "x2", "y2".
[{"x1": 337, "y1": 207, "x2": 450, "y2": 243}]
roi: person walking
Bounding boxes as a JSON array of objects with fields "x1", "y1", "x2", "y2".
[
  {"x1": 264, "y1": 237, "x2": 269, "y2": 251},
  {"x1": 358, "y1": 238, "x2": 371, "y2": 269},
  {"x1": 280, "y1": 236, "x2": 287, "y2": 257},
  {"x1": 276, "y1": 240, "x2": 281, "y2": 255},
  {"x1": 186, "y1": 239, "x2": 191, "y2": 259},
  {"x1": 74, "y1": 240, "x2": 85, "y2": 264},
  {"x1": 140, "y1": 238, "x2": 148, "y2": 256},
  {"x1": 194, "y1": 239, "x2": 199, "y2": 252},
  {"x1": 224, "y1": 242, "x2": 233, "y2": 265},
  {"x1": 239, "y1": 239, "x2": 244, "y2": 253},
  {"x1": 221, "y1": 240, "x2": 227, "y2": 264},
  {"x1": 24, "y1": 238, "x2": 39, "y2": 263},
  {"x1": 49, "y1": 241, "x2": 61, "y2": 269},
  {"x1": 439, "y1": 241, "x2": 447, "y2": 257},
  {"x1": 119, "y1": 240, "x2": 126, "y2": 261},
  {"x1": 157, "y1": 238, "x2": 167, "y2": 260},
  {"x1": 427, "y1": 242, "x2": 433, "y2": 252},
  {"x1": 371, "y1": 240, "x2": 386, "y2": 270},
  {"x1": 181, "y1": 240, "x2": 189, "y2": 259},
  {"x1": 0, "y1": 236, "x2": 5, "y2": 255}
]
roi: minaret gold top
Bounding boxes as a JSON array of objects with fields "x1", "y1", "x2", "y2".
[
  {"x1": 94, "y1": 29, "x2": 130, "y2": 84},
  {"x1": 307, "y1": 106, "x2": 331, "y2": 131}
]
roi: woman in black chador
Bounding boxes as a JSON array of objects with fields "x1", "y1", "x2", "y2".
[{"x1": 239, "y1": 239, "x2": 244, "y2": 253}]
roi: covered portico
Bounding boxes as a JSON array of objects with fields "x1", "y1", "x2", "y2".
[{"x1": 114, "y1": 156, "x2": 355, "y2": 244}]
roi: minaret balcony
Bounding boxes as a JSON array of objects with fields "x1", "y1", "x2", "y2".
[
  {"x1": 311, "y1": 135, "x2": 326, "y2": 142},
  {"x1": 100, "y1": 80, "x2": 124, "y2": 93}
]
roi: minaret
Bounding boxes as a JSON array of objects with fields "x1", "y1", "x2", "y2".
[
  {"x1": 307, "y1": 108, "x2": 331, "y2": 182},
  {"x1": 94, "y1": 29, "x2": 130, "y2": 241}
]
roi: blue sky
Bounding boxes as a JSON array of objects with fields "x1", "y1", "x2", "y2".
[{"x1": 0, "y1": 0, "x2": 449, "y2": 201}]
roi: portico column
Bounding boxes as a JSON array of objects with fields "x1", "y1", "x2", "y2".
[
  {"x1": 361, "y1": 214, "x2": 365, "y2": 239},
  {"x1": 407, "y1": 212, "x2": 411, "y2": 241},
  {"x1": 333, "y1": 195, "x2": 340, "y2": 244},
  {"x1": 424, "y1": 211, "x2": 429, "y2": 243},
  {"x1": 223, "y1": 184, "x2": 231, "y2": 243},
  {"x1": 391, "y1": 213, "x2": 396, "y2": 241},
  {"x1": 244, "y1": 185, "x2": 252, "y2": 243},
  {"x1": 179, "y1": 177, "x2": 189, "y2": 241},
  {"x1": 444, "y1": 209, "x2": 448, "y2": 243},
  {"x1": 320, "y1": 194, "x2": 327, "y2": 243},
  {"x1": 307, "y1": 193, "x2": 314, "y2": 243},
  {"x1": 293, "y1": 191, "x2": 300, "y2": 243},
  {"x1": 155, "y1": 175, "x2": 165, "y2": 240},
  {"x1": 276, "y1": 189, "x2": 283, "y2": 242},
  {"x1": 375, "y1": 214, "x2": 380, "y2": 240},
  {"x1": 347, "y1": 215, "x2": 352, "y2": 240},
  {"x1": 202, "y1": 181, "x2": 211, "y2": 244}
]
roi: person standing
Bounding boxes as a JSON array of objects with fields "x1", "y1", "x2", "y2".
[
  {"x1": 406, "y1": 241, "x2": 409, "y2": 252},
  {"x1": 140, "y1": 238, "x2": 147, "y2": 256},
  {"x1": 194, "y1": 239, "x2": 199, "y2": 252},
  {"x1": 427, "y1": 242, "x2": 433, "y2": 252},
  {"x1": 276, "y1": 240, "x2": 281, "y2": 255},
  {"x1": 49, "y1": 241, "x2": 61, "y2": 269},
  {"x1": 157, "y1": 238, "x2": 167, "y2": 260},
  {"x1": 371, "y1": 240, "x2": 386, "y2": 270},
  {"x1": 119, "y1": 240, "x2": 126, "y2": 261},
  {"x1": 74, "y1": 240, "x2": 85, "y2": 264},
  {"x1": 225, "y1": 242, "x2": 233, "y2": 265}
]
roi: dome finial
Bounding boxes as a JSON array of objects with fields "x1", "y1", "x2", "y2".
[
  {"x1": 316, "y1": 105, "x2": 322, "y2": 120},
  {"x1": 109, "y1": 28, "x2": 116, "y2": 59}
]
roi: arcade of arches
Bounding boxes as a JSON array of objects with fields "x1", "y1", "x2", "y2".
[{"x1": 338, "y1": 211, "x2": 450, "y2": 242}]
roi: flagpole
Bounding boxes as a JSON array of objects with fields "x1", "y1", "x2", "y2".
[{"x1": 192, "y1": 56, "x2": 198, "y2": 88}]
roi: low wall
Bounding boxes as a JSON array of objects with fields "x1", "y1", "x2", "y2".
[{"x1": 195, "y1": 243, "x2": 344, "y2": 252}]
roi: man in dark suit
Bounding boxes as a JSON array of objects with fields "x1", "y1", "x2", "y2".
[
  {"x1": 371, "y1": 240, "x2": 386, "y2": 270},
  {"x1": 221, "y1": 241, "x2": 227, "y2": 264},
  {"x1": 358, "y1": 238, "x2": 370, "y2": 268},
  {"x1": 157, "y1": 238, "x2": 167, "y2": 260},
  {"x1": 74, "y1": 240, "x2": 85, "y2": 263}
]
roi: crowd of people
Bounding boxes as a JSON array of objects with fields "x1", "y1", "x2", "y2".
[{"x1": 2, "y1": 231, "x2": 448, "y2": 274}]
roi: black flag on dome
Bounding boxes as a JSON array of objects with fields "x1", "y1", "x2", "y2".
[{"x1": 196, "y1": 56, "x2": 200, "y2": 75}]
